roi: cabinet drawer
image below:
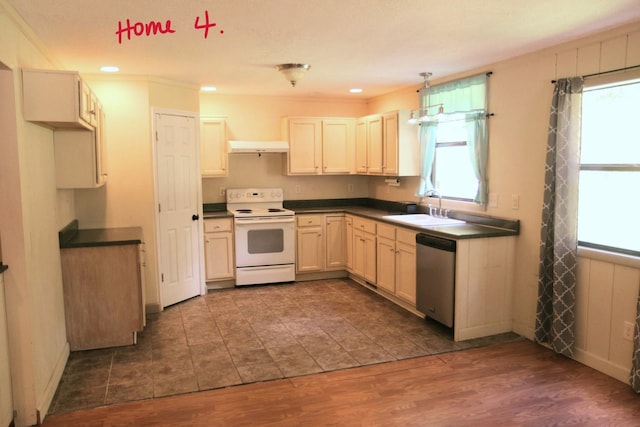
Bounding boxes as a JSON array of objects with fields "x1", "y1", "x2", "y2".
[
  {"x1": 396, "y1": 228, "x2": 417, "y2": 246},
  {"x1": 377, "y1": 223, "x2": 395, "y2": 240},
  {"x1": 297, "y1": 215, "x2": 323, "y2": 227},
  {"x1": 204, "y1": 218, "x2": 233, "y2": 233},
  {"x1": 354, "y1": 217, "x2": 376, "y2": 234}
]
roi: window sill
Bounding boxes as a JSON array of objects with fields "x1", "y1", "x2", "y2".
[{"x1": 577, "y1": 246, "x2": 640, "y2": 269}]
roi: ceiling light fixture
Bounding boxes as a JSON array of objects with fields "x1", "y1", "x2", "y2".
[
  {"x1": 201, "y1": 86, "x2": 217, "y2": 92},
  {"x1": 409, "y1": 72, "x2": 444, "y2": 124},
  {"x1": 349, "y1": 88, "x2": 363, "y2": 93},
  {"x1": 100, "y1": 65, "x2": 119, "y2": 73},
  {"x1": 275, "y1": 63, "x2": 310, "y2": 87}
]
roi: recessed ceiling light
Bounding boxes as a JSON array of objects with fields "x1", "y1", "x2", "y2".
[
  {"x1": 100, "y1": 66, "x2": 119, "y2": 73},
  {"x1": 201, "y1": 86, "x2": 217, "y2": 92},
  {"x1": 349, "y1": 88, "x2": 363, "y2": 93}
]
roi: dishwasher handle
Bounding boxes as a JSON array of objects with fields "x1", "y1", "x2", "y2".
[{"x1": 416, "y1": 233, "x2": 457, "y2": 252}]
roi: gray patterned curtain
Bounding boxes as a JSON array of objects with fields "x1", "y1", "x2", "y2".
[
  {"x1": 631, "y1": 293, "x2": 640, "y2": 392},
  {"x1": 534, "y1": 77, "x2": 583, "y2": 357}
]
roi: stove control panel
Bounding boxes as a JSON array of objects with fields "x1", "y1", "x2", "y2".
[{"x1": 227, "y1": 188, "x2": 284, "y2": 203}]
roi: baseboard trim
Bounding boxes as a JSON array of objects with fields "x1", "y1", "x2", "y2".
[
  {"x1": 573, "y1": 348, "x2": 631, "y2": 385},
  {"x1": 38, "y1": 341, "x2": 69, "y2": 423}
]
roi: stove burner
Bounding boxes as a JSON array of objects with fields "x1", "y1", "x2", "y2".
[
  {"x1": 268, "y1": 208, "x2": 284, "y2": 212},
  {"x1": 236, "y1": 209, "x2": 252, "y2": 213}
]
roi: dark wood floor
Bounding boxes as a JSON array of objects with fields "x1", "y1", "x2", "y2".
[{"x1": 42, "y1": 340, "x2": 640, "y2": 426}]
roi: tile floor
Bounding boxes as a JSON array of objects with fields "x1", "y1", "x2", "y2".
[{"x1": 50, "y1": 278, "x2": 520, "y2": 414}]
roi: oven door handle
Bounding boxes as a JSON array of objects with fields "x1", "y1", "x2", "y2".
[{"x1": 235, "y1": 216, "x2": 295, "y2": 225}]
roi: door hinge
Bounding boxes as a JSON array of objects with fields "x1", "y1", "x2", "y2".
[
  {"x1": 158, "y1": 203, "x2": 161, "y2": 213},
  {"x1": 155, "y1": 131, "x2": 159, "y2": 141},
  {"x1": 161, "y1": 273, "x2": 164, "y2": 282}
]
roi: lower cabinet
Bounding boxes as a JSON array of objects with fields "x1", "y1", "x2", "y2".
[
  {"x1": 296, "y1": 213, "x2": 347, "y2": 273},
  {"x1": 296, "y1": 214, "x2": 324, "y2": 272},
  {"x1": 204, "y1": 218, "x2": 235, "y2": 281},
  {"x1": 60, "y1": 243, "x2": 144, "y2": 351},
  {"x1": 376, "y1": 223, "x2": 417, "y2": 305},
  {"x1": 352, "y1": 217, "x2": 376, "y2": 283}
]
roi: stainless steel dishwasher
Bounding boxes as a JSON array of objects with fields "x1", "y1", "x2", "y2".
[{"x1": 416, "y1": 233, "x2": 456, "y2": 327}]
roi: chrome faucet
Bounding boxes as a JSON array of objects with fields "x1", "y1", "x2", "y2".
[{"x1": 425, "y1": 189, "x2": 443, "y2": 217}]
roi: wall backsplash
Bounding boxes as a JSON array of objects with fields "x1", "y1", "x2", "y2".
[{"x1": 201, "y1": 152, "x2": 370, "y2": 203}]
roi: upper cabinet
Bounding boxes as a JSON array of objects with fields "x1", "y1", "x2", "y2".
[
  {"x1": 283, "y1": 117, "x2": 355, "y2": 175},
  {"x1": 22, "y1": 68, "x2": 108, "y2": 188},
  {"x1": 200, "y1": 118, "x2": 228, "y2": 177},
  {"x1": 356, "y1": 110, "x2": 419, "y2": 177},
  {"x1": 23, "y1": 68, "x2": 98, "y2": 130}
]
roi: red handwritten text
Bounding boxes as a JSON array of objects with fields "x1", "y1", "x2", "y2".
[
  {"x1": 194, "y1": 10, "x2": 223, "y2": 39},
  {"x1": 116, "y1": 19, "x2": 176, "y2": 44}
]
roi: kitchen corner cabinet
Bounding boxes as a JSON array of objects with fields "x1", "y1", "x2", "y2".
[
  {"x1": 376, "y1": 223, "x2": 417, "y2": 304},
  {"x1": 204, "y1": 218, "x2": 235, "y2": 281},
  {"x1": 296, "y1": 214, "x2": 347, "y2": 273},
  {"x1": 352, "y1": 217, "x2": 376, "y2": 283},
  {"x1": 22, "y1": 68, "x2": 99, "y2": 129},
  {"x1": 283, "y1": 117, "x2": 355, "y2": 175},
  {"x1": 61, "y1": 243, "x2": 145, "y2": 351},
  {"x1": 201, "y1": 118, "x2": 228, "y2": 177},
  {"x1": 345, "y1": 215, "x2": 354, "y2": 270},
  {"x1": 356, "y1": 110, "x2": 419, "y2": 176},
  {"x1": 54, "y1": 106, "x2": 107, "y2": 188},
  {"x1": 23, "y1": 68, "x2": 108, "y2": 188}
]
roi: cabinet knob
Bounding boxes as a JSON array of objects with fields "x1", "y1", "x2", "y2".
[{"x1": 192, "y1": 214, "x2": 200, "y2": 221}]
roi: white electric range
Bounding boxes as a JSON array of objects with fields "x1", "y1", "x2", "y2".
[{"x1": 226, "y1": 188, "x2": 296, "y2": 286}]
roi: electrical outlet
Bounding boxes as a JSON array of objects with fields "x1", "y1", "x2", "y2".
[
  {"x1": 295, "y1": 185, "x2": 301, "y2": 194},
  {"x1": 219, "y1": 186, "x2": 226, "y2": 196},
  {"x1": 623, "y1": 321, "x2": 634, "y2": 341},
  {"x1": 347, "y1": 183, "x2": 354, "y2": 193},
  {"x1": 511, "y1": 194, "x2": 520, "y2": 210}
]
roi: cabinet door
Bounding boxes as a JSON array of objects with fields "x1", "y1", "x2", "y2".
[
  {"x1": 382, "y1": 112, "x2": 399, "y2": 176},
  {"x1": 322, "y1": 119, "x2": 353, "y2": 174},
  {"x1": 296, "y1": 226, "x2": 324, "y2": 272},
  {"x1": 345, "y1": 215, "x2": 353, "y2": 270},
  {"x1": 366, "y1": 115, "x2": 384, "y2": 174},
  {"x1": 288, "y1": 118, "x2": 322, "y2": 174},
  {"x1": 325, "y1": 215, "x2": 346, "y2": 270},
  {"x1": 352, "y1": 229, "x2": 366, "y2": 278},
  {"x1": 395, "y1": 241, "x2": 416, "y2": 304},
  {"x1": 363, "y1": 232, "x2": 377, "y2": 283},
  {"x1": 355, "y1": 118, "x2": 368, "y2": 173},
  {"x1": 376, "y1": 236, "x2": 396, "y2": 293},
  {"x1": 204, "y1": 232, "x2": 234, "y2": 280},
  {"x1": 54, "y1": 128, "x2": 104, "y2": 189},
  {"x1": 201, "y1": 118, "x2": 228, "y2": 177}
]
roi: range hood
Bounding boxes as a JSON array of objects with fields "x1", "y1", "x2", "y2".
[{"x1": 228, "y1": 140, "x2": 289, "y2": 153}]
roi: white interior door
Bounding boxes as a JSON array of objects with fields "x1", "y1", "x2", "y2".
[{"x1": 155, "y1": 112, "x2": 202, "y2": 307}]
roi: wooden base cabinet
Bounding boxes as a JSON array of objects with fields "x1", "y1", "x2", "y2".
[
  {"x1": 352, "y1": 217, "x2": 376, "y2": 283},
  {"x1": 296, "y1": 214, "x2": 347, "y2": 274},
  {"x1": 61, "y1": 243, "x2": 144, "y2": 351},
  {"x1": 376, "y1": 223, "x2": 417, "y2": 305},
  {"x1": 204, "y1": 218, "x2": 235, "y2": 281}
]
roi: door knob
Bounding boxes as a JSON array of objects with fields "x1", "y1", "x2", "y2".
[{"x1": 192, "y1": 214, "x2": 200, "y2": 221}]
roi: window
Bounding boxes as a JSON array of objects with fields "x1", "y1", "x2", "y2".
[
  {"x1": 433, "y1": 114, "x2": 479, "y2": 201},
  {"x1": 578, "y1": 78, "x2": 640, "y2": 255},
  {"x1": 414, "y1": 73, "x2": 489, "y2": 205}
]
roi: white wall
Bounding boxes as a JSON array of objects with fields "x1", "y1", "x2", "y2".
[
  {"x1": 366, "y1": 22, "x2": 640, "y2": 382},
  {"x1": 0, "y1": 3, "x2": 69, "y2": 425}
]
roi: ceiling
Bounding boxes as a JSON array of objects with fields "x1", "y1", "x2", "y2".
[{"x1": 6, "y1": 0, "x2": 640, "y2": 98}]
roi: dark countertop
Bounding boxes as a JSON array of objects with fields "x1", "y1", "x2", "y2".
[
  {"x1": 202, "y1": 198, "x2": 519, "y2": 240},
  {"x1": 293, "y1": 206, "x2": 519, "y2": 239},
  {"x1": 59, "y1": 220, "x2": 144, "y2": 249}
]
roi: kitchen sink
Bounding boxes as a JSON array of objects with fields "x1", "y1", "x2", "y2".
[{"x1": 382, "y1": 214, "x2": 465, "y2": 227}]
